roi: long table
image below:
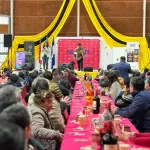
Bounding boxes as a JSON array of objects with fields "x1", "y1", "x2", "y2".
[{"x1": 61, "y1": 81, "x2": 139, "y2": 150}]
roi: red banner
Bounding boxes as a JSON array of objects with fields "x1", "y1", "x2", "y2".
[{"x1": 58, "y1": 39, "x2": 100, "y2": 70}]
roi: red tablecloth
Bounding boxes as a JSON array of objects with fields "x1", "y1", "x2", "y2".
[{"x1": 61, "y1": 82, "x2": 139, "y2": 150}]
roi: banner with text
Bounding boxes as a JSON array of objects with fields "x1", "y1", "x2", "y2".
[{"x1": 58, "y1": 39, "x2": 100, "y2": 70}]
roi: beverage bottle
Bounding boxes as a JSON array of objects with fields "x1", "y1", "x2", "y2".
[
  {"x1": 84, "y1": 73, "x2": 87, "y2": 80},
  {"x1": 92, "y1": 96, "x2": 100, "y2": 114},
  {"x1": 101, "y1": 132, "x2": 118, "y2": 150},
  {"x1": 101, "y1": 106, "x2": 113, "y2": 137}
]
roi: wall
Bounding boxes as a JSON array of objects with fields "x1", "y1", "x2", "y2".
[{"x1": 0, "y1": 0, "x2": 150, "y2": 38}]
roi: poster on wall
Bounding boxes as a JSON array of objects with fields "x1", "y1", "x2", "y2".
[
  {"x1": 58, "y1": 39, "x2": 100, "y2": 70},
  {"x1": 16, "y1": 52, "x2": 25, "y2": 69},
  {"x1": 127, "y1": 42, "x2": 139, "y2": 69}
]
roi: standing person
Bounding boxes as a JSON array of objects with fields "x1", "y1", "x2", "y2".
[
  {"x1": 74, "y1": 43, "x2": 85, "y2": 71},
  {"x1": 112, "y1": 56, "x2": 132, "y2": 81},
  {"x1": 42, "y1": 42, "x2": 49, "y2": 70}
]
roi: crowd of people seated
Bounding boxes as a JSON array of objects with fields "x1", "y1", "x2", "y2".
[
  {"x1": 1, "y1": 56, "x2": 150, "y2": 149},
  {"x1": 0, "y1": 67, "x2": 79, "y2": 150}
]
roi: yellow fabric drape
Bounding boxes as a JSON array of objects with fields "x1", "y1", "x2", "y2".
[
  {"x1": 82, "y1": 0, "x2": 150, "y2": 70},
  {"x1": 1, "y1": 0, "x2": 76, "y2": 69}
]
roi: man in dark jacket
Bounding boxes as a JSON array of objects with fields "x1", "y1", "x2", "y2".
[
  {"x1": 114, "y1": 76, "x2": 150, "y2": 132},
  {"x1": 112, "y1": 56, "x2": 132, "y2": 81}
]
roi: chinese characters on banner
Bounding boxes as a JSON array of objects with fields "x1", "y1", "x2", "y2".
[{"x1": 58, "y1": 39, "x2": 100, "y2": 70}]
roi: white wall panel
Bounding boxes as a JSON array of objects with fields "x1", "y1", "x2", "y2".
[{"x1": 0, "y1": 16, "x2": 9, "y2": 25}]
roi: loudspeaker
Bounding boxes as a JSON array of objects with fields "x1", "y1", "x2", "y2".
[
  {"x1": 4, "y1": 34, "x2": 12, "y2": 47},
  {"x1": 24, "y1": 41, "x2": 35, "y2": 69},
  {"x1": 84, "y1": 66, "x2": 93, "y2": 72},
  {"x1": 148, "y1": 36, "x2": 150, "y2": 48},
  {"x1": 107, "y1": 64, "x2": 115, "y2": 70}
]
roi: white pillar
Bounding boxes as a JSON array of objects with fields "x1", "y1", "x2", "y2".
[
  {"x1": 10, "y1": 0, "x2": 14, "y2": 38},
  {"x1": 77, "y1": 0, "x2": 80, "y2": 37},
  {"x1": 143, "y1": 0, "x2": 146, "y2": 37}
]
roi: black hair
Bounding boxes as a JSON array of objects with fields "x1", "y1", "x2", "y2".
[
  {"x1": 0, "y1": 85, "x2": 20, "y2": 113},
  {"x1": 104, "y1": 70, "x2": 109, "y2": 77},
  {"x1": 130, "y1": 76, "x2": 144, "y2": 91},
  {"x1": 0, "y1": 121, "x2": 25, "y2": 150},
  {"x1": 3, "y1": 68, "x2": 8, "y2": 73},
  {"x1": 99, "y1": 69, "x2": 104, "y2": 76},
  {"x1": 32, "y1": 78, "x2": 49, "y2": 94},
  {"x1": 124, "y1": 77, "x2": 130, "y2": 88},
  {"x1": 10, "y1": 74, "x2": 19, "y2": 83},
  {"x1": 18, "y1": 71, "x2": 25, "y2": 80},
  {"x1": 52, "y1": 68, "x2": 57, "y2": 75},
  {"x1": 120, "y1": 56, "x2": 126, "y2": 61},
  {"x1": 107, "y1": 70, "x2": 119, "y2": 86},
  {"x1": 33, "y1": 69, "x2": 39, "y2": 75},
  {"x1": 53, "y1": 69, "x2": 63, "y2": 76},
  {"x1": 29, "y1": 72, "x2": 38, "y2": 80},
  {"x1": 0, "y1": 103, "x2": 30, "y2": 130},
  {"x1": 114, "y1": 70, "x2": 120, "y2": 77},
  {"x1": 144, "y1": 68, "x2": 149, "y2": 74},
  {"x1": 78, "y1": 43, "x2": 81, "y2": 46},
  {"x1": 133, "y1": 71, "x2": 140, "y2": 77},
  {"x1": 43, "y1": 71, "x2": 53, "y2": 81}
]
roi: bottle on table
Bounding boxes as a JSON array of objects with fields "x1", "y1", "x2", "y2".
[
  {"x1": 100, "y1": 105, "x2": 113, "y2": 137},
  {"x1": 101, "y1": 132, "x2": 118, "y2": 150},
  {"x1": 84, "y1": 73, "x2": 87, "y2": 80},
  {"x1": 92, "y1": 96, "x2": 100, "y2": 114},
  {"x1": 86, "y1": 87, "x2": 94, "y2": 106},
  {"x1": 92, "y1": 130, "x2": 101, "y2": 150}
]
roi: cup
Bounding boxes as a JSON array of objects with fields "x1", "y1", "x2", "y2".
[
  {"x1": 118, "y1": 144, "x2": 130, "y2": 150},
  {"x1": 114, "y1": 115, "x2": 121, "y2": 129},
  {"x1": 122, "y1": 125, "x2": 131, "y2": 132},
  {"x1": 78, "y1": 115, "x2": 86, "y2": 127}
]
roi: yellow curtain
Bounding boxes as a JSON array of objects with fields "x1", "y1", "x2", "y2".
[
  {"x1": 82, "y1": 0, "x2": 150, "y2": 70},
  {"x1": 1, "y1": 0, "x2": 76, "y2": 69}
]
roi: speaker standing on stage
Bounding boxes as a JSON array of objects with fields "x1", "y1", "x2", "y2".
[
  {"x1": 42, "y1": 42, "x2": 49, "y2": 70},
  {"x1": 74, "y1": 43, "x2": 85, "y2": 71}
]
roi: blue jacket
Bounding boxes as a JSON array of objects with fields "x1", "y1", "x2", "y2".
[
  {"x1": 112, "y1": 61, "x2": 131, "y2": 80},
  {"x1": 115, "y1": 90, "x2": 150, "y2": 132}
]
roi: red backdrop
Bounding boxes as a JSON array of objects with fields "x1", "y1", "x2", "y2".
[{"x1": 58, "y1": 39, "x2": 100, "y2": 70}]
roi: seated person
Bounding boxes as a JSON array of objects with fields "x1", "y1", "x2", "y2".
[
  {"x1": 63, "y1": 69, "x2": 79, "y2": 88},
  {"x1": 141, "y1": 68, "x2": 149, "y2": 80},
  {"x1": 145, "y1": 76, "x2": 150, "y2": 93},
  {"x1": 0, "y1": 103, "x2": 44, "y2": 150},
  {"x1": 59, "y1": 79, "x2": 71, "y2": 97},
  {"x1": 102, "y1": 71, "x2": 122, "y2": 101},
  {"x1": 0, "y1": 85, "x2": 22, "y2": 112},
  {"x1": 29, "y1": 90, "x2": 63, "y2": 150},
  {"x1": 0, "y1": 121, "x2": 26, "y2": 150},
  {"x1": 8, "y1": 74, "x2": 22, "y2": 87},
  {"x1": 43, "y1": 71, "x2": 64, "y2": 102},
  {"x1": 115, "y1": 78, "x2": 133, "y2": 108},
  {"x1": 28, "y1": 78, "x2": 65, "y2": 133},
  {"x1": 114, "y1": 76, "x2": 150, "y2": 132}
]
